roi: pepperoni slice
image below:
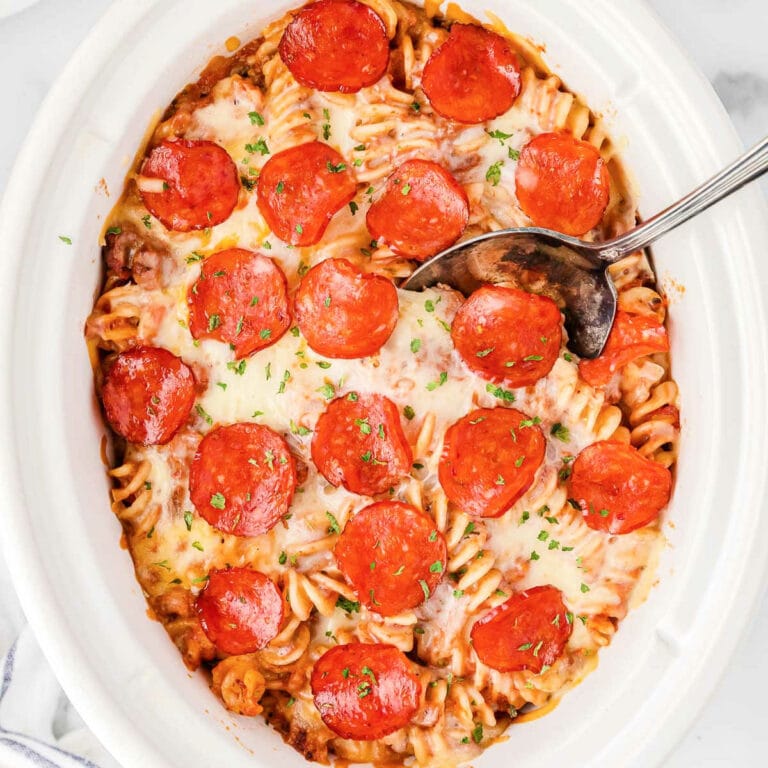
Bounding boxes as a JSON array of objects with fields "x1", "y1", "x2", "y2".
[
  {"x1": 311, "y1": 643, "x2": 420, "y2": 739},
  {"x1": 294, "y1": 259, "x2": 398, "y2": 358},
  {"x1": 190, "y1": 423, "x2": 297, "y2": 537},
  {"x1": 139, "y1": 139, "x2": 239, "y2": 232},
  {"x1": 335, "y1": 501, "x2": 446, "y2": 616},
  {"x1": 515, "y1": 132, "x2": 610, "y2": 236},
  {"x1": 186, "y1": 248, "x2": 290, "y2": 359},
  {"x1": 421, "y1": 24, "x2": 521, "y2": 124},
  {"x1": 470, "y1": 586, "x2": 572, "y2": 673},
  {"x1": 579, "y1": 311, "x2": 670, "y2": 387},
  {"x1": 366, "y1": 160, "x2": 469, "y2": 261},
  {"x1": 451, "y1": 285, "x2": 562, "y2": 387},
  {"x1": 257, "y1": 142, "x2": 356, "y2": 246},
  {"x1": 439, "y1": 408, "x2": 545, "y2": 518},
  {"x1": 196, "y1": 567, "x2": 284, "y2": 655},
  {"x1": 101, "y1": 346, "x2": 195, "y2": 445},
  {"x1": 311, "y1": 393, "x2": 412, "y2": 496},
  {"x1": 279, "y1": 0, "x2": 389, "y2": 93},
  {"x1": 568, "y1": 440, "x2": 672, "y2": 534}
]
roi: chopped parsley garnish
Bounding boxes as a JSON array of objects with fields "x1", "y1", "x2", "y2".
[
  {"x1": 419, "y1": 579, "x2": 430, "y2": 600},
  {"x1": 476, "y1": 347, "x2": 494, "y2": 357},
  {"x1": 195, "y1": 404, "x2": 213, "y2": 425},
  {"x1": 486, "y1": 160, "x2": 503, "y2": 186},
  {"x1": 403, "y1": 405, "x2": 415, "y2": 420},
  {"x1": 210, "y1": 492, "x2": 226, "y2": 509},
  {"x1": 429, "y1": 560, "x2": 443, "y2": 573},
  {"x1": 426, "y1": 371, "x2": 448, "y2": 391},
  {"x1": 317, "y1": 382, "x2": 335, "y2": 400},
  {"x1": 184, "y1": 511, "x2": 193, "y2": 531},
  {"x1": 326, "y1": 511, "x2": 341, "y2": 534},
  {"x1": 487, "y1": 129, "x2": 513, "y2": 142},
  {"x1": 551, "y1": 422, "x2": 570, "y2": 442},
  {"x1": 486, "y1": 382, "x2": 515, "y2": 402},
  {"x1": 245, "y1": 139, "x2": 269, "y2": 155},
  {"x1": 249, "y1": 111, "x2": 265, "y2": 125},
  {"x1": 227, "y1": 359, "x2": 247, "y2": 376},
  {"x1": 207, "y1": 314, "x2": 221, "y2": 331},
  {"x1": 326, "y1": 160, "x2": 346, "y2": 174},
  {"x1": 410, "y1": 338, "x2": 421, "y2": 353}
]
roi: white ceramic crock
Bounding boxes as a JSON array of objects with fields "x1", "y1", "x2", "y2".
[{"x1": 1, "y1": 1, "x2": 767, "y2": 766}]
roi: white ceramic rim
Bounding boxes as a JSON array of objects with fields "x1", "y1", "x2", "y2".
[{"x1": 1, "y1": 1, "x2": 767, "y2": 767}]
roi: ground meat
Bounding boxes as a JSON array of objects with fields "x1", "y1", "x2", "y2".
[{"x1": 104, "y1": 226, "x2": 171, "y2": 290}]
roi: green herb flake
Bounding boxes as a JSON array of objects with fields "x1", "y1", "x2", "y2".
[
  {"x1": 472, "y1": 723, "x2": 483, "y2": 744},
  {"x1": 349, "y1": 201, "x2": 359, "y2": 215},
  {"x1": 403, "y1": 405, "x2": 415, "y2": 420},
  {"x1": 530, "y1": 550, "x2": 540, "y2": 561},
  {"x1": 486, "y1": 160, "x2": 503, "y2": 186},
  {"x1": 106, "y1": 226, "x2": 122, "y2": 235},
  {"x1": 581, "y1": 583, "x2": 591, "y2": 593},
  {"x1": 227, "y1": 359, "x2": 247, "y2": 376},
  {"x1": 486, "y1": 382, "x2": 515, "y2": 403},
  {"x1": 184, "y1": 511, "x2": 194, "y2": 531},
  {"x1": 317, "y1": 382, "x2": 335, "y2": 400},
  {"x1": 476, "y1": 347, "x2": 494, "y2": 357},
  {"x1": 245, "y1": 139, "x2": 269, "y2": 155},
  {"x1": 195, "y1": 404, "x2": 213, "y2": 425},
  {"x1": 210, "y1": 492, "x2": 226, "y2": 510},
  {"x1": 429, "y1": 560, "x2": 443, "y2": 573},
  {"x1": 410, "y1": 338, "x2": 421, "y2": 353},
  {"x1": 249, "y1": 111, "x2": 265, "y2": 126},
  {"x1": 326, "y1": 511, "x2": 341, "y2": 534},
  {"x1": 419, "y1": 579, "x2": 430, "y2": 600},
  {"x1": 551, "y1": 422, "x2": 570, "y2": 442},
  {"x1": 508, "y1": 147, "x2": 520, "y2": 160},
  {"x1": 207, "y1": 314, "x2": 221, "y2": 331},
  {"x1": 191, "y1": 541, "x2": 204, "y2": 552},
  {"x1": 141, "y1": 214, "x2": 152, "y2": 229},
  {"x1": 326, "y1": 160, "x2": 347, "y2": 174}
]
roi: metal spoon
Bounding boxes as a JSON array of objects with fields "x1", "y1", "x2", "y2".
[{"x1": 403, "y1": 135, "x2": 768, "y2": 358}]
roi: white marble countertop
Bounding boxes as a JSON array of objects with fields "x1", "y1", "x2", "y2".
[{"x1": 0, "y1": 0, "x2": 766, "y2": 766}]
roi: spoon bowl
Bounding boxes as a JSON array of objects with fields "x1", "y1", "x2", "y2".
[{"x1": 404, "y1": 135, "x2": 768, "y2": 358}]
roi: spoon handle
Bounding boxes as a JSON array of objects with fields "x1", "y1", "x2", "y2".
[{"x1": 606, "y1": 135, "x2": 768, "y2": 259}]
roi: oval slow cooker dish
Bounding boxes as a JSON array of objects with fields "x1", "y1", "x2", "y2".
[{"x1": 1, "y1": 1, "x2": 767, "y2": 767}]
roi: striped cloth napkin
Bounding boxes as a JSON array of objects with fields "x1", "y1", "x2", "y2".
[{"x1": 0, "y1": 549, "x2": 119, "y2": 768}]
